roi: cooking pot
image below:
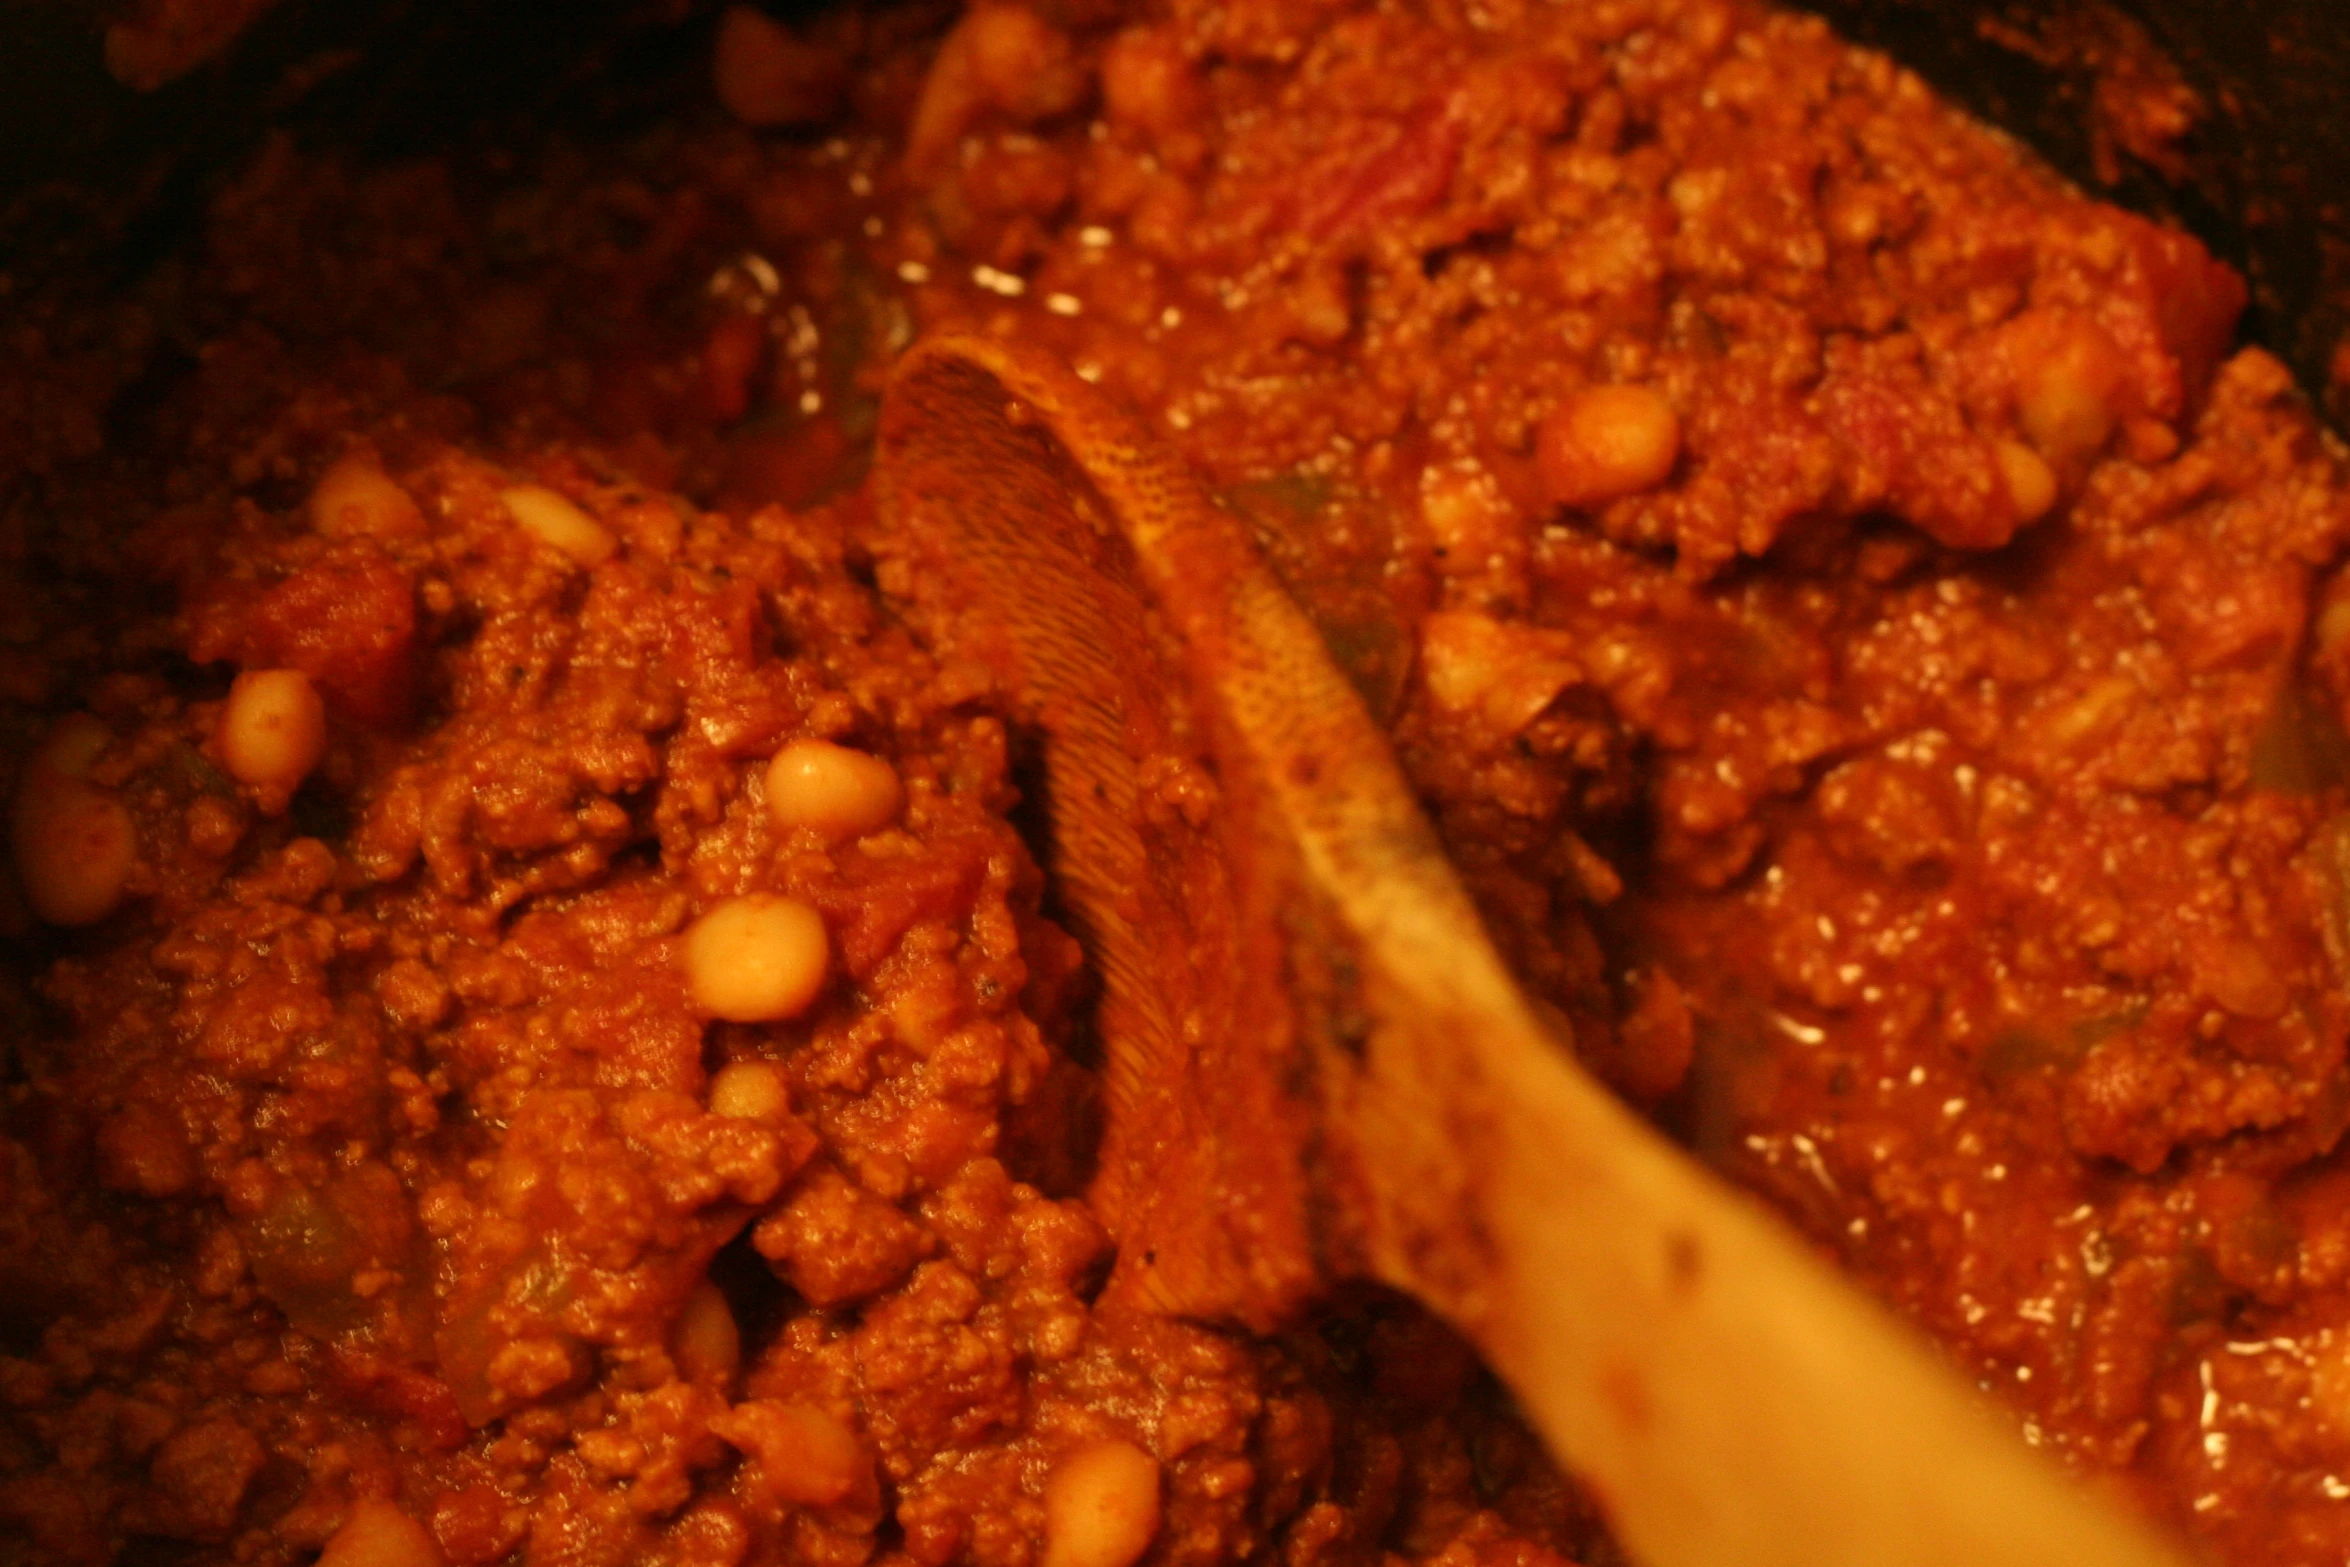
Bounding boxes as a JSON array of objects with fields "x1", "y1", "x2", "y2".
[
  {"x1": 4, "y1": 0, "x2": 2346, "y2": 419},
  {"x1": 0, "y1": 6, "x2": 2335, "y2": 1566}
]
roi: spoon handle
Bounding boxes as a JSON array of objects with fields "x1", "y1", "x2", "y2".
[{"x1": 880, "y1": 333, "x2": 2191, "y2": 1567}]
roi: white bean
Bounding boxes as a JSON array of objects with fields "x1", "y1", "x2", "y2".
[
  {"x1": 672, "y1": 1280, "x2": 743, "y2": 1385},
  {"x1": 1537, "y1": 384, "x2": 1681, "y2": 509},
  {"x1": 501, "y1": 484, "x2": 616, "y2": 568},
  {"x1": 11, "y1": 716, "x2": 136, "y2": 928},
  {"x1": 1043, "y1": 1440, "x2": 1162, "y2": 1567},
  {"x1": 217, "y1": 669, "x2": 327, "y2": 795},
  {"x1": 2014, "y1": 316, "x2": 2124, "y2": 465},
  {"x1": 766, "y1": 739, "x2": 904, "y2": 838},
  {"x1": 1994, "y1": 438, "x2": 2058, "y2": 524},
  {"x1": 316, "y1": 1498, "x2": 445, "y2": 1567},
  {"x1": 709, "y1": 1059, "x2": 789, "y2": 1121},
  {"x1": 310, "y1": 452, "x2": 425, "y2": 540},
  {"x1": 684, "y1": 895, "x2": 831, "y2": 1022}
]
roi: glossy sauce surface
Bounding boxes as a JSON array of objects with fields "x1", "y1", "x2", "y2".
[{"x1": 6, "y1": 1, "x2": 2350, "y2": 1564}]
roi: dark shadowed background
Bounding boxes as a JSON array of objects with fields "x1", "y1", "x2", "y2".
[{"x1": 3, "y1": 0, "x2": 2346, "y2": 411}]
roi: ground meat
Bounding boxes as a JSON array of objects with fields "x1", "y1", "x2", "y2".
[
  {"x1": 9, "y1": 0, "x2": 2350, "y2": 1563},
  {"x1": 0, "y1": 16, "x2": 1600, "y2": 1566}
]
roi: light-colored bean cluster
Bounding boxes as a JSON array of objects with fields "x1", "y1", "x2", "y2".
[{"x1": 679, "y1": 739, "x2": 907, "y2": 1022}]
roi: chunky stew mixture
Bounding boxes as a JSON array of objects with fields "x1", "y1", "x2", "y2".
[{"x1": 9, "y1": 0, "x2": 2350, "y2": 1563}]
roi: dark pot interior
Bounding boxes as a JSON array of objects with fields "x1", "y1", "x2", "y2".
[{"x1": 3, "y1": 0, "x2": 2347, "y2": 403}]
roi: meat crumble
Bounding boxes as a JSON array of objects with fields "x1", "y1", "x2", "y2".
[{"x1": 7, "y1": 1, "x2": 2350, "y2": 1565}]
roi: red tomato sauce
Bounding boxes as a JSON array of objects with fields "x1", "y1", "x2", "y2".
[{"x1": 6, "y1": 1, "x2": 2350, "y2": 1564}]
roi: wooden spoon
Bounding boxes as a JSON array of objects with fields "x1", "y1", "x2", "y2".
[{"x1": 875, "y1": 333, "x2": 2191, "y2": 1567}]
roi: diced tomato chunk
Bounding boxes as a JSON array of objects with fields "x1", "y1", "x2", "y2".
[{"x1": 192, "y1": 548, "x2": 419, "y2": 729}]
